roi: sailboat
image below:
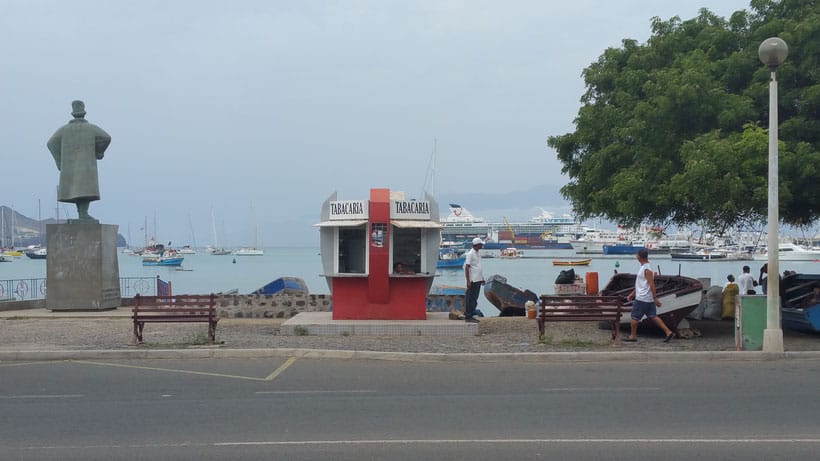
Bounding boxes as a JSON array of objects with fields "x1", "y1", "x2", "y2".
[
  {"x1": 1, "y1": 207, "x2": 23, "y2": 257},
  {"x1": 235, "y1": 204, "x2": 264, "y2": 256},
  {"x1": 208, "y1": 208, "x2": 231, "y2": 255},
  {"x1": 177, "y1": 213, "x2": 198, "y2": 254}
]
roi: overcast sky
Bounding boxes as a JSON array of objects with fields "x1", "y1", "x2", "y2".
[{"x1": 1, "y1": 0, "x2": 753, "y2": 247}]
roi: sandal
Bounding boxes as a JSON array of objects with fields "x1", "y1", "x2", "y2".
[{"x1": 663, "y1": 332, "x2": 674, "y2": 343}]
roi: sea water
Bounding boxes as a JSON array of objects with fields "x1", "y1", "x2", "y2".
[{"x1": 2, "y1": 247, "x2": 818, "y2": 316}]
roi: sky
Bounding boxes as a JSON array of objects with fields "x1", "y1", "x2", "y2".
[{"x1": 1, "y1": 0, "x2": 754, "y2": 247}]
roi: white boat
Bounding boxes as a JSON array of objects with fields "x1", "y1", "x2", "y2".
[
  {"x1": 234, "y1": 247, "x2": 264, "y2": 256},
  {"x1": 754, "y1": 242, "x2": 820, "y2": 261},
  {"x1": 177, "y1": 245, "x2": 196, "y2": 254},
  {"x1": 235, "y1": 204, "x2": 264, "y2": 256}
]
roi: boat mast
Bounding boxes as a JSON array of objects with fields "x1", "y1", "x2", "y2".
[{"x1": 421, "y1": 138, "x2": 437, "y2": 198}]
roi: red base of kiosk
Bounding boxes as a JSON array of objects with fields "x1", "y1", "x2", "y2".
[{"x1": 331, "y1": 277, "x2": 428, "y2": 320}]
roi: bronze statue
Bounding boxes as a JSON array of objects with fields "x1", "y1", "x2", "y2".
[{"x1": 47, "y1": 100, "x2": 111, "y2": 222}]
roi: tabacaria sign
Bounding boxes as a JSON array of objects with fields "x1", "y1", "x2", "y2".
[
  {"x1": 329, "y1": 200, "x2": 368, "y2": 220},
  {"x1": 391, "y1": 200, "x2": 431, "y2": 220}
]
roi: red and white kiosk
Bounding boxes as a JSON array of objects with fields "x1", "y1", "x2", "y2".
[{"x1": 317, "y1": 188, "x2": 441, "y2": 320}]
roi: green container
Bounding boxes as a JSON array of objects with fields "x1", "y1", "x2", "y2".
[{"x1": 737, "y1": 295, "x2": 766, "y2": 351}]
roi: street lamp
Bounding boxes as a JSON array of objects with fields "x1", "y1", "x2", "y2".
[{"x1": 758, "y1": 37, "x2": 788, "y2": 353}]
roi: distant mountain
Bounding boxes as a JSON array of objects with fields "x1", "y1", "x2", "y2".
[{"x1": 0, "y1": 205, "x2": 126, "y2": 247}]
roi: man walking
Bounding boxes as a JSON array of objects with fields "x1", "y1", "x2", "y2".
[
  {"x1": 463, "y1": 237, "x2": 485, "y2": 323},
  {"x1": 738, "y1": 265, "x2": 758, "y2": 295},
  {"x1": 625, "y1": 248, "x2": 674, "y2": 343}
]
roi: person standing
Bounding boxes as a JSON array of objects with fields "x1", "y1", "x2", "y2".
[
  {"x1": 759, "y1": 263, "x2": 768, "y2": 295},
  {"x1": 625, "y1": 248, "x2": 674, "y2": 342},
  {"x1": 737, "y1": 265, "x2": 758, "y2": 295},
  {"x1": 463, "y1": 237, "x2": 485, "y2": 323},
  {"x1": 721, "y1": 274, "x2": 740, "y2": 319},
  {"x1": 47, "y1": 100, "x2": 112, "y2": 222}
]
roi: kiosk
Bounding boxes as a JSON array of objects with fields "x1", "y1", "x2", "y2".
[{"x1": 317, "y1": 188, "x2": 441, "y2": 320}]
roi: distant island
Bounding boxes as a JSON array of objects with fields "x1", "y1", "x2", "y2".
[{"x1": 0, "y1": 205, "x2": 126, "y2": 248}]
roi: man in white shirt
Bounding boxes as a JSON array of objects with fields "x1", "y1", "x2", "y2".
[
  {"x1": 463, "y1": 237, "x2": 485, "y2": 323},
  {"x1": 737, "y1": 265, "x2": 758, "y2": 295},
  {"x1": 625, "y1": 249, "x2": 674, "y2": 343}
]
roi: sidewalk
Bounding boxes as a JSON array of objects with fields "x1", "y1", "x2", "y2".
[{"x1": 1, "y1": 307, "x2": 819, "y2": 362}]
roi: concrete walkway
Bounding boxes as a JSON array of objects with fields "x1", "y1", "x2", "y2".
[{"x1": 1, "y1": 307, "x2": 819, "y2": 363}]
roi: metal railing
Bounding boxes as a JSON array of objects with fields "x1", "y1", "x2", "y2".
[
  {"x1": 0, "y1": 277, "x2": 157, "y2": 301},
  {"x1": 0, "y1": 278, "x2": 47, "y2": 301}
]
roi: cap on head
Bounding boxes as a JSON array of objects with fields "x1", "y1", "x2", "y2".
[
  {"x1": 71, "y1": 100, "x2": 86, "y2": 117},
  {"x1": 472, "y1": 237, "x2": 484, "y2": 246}
]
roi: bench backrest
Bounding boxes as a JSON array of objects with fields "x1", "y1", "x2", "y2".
[{"x1": 134, "y1": 294, "x2": 216, "y2": 315}]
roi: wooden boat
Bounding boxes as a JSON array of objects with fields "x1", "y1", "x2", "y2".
[
  {"x1": 483, "y1": 274, "x2": 538, "y2": 316},
  {"x1": 599, "y1": 273, "x2": 703, "y2": 328},
  {"x1": 552, "y1": 258, "x2": 592, "y2": 266},
  {"x1": 780, "y1": 273, "x2": 820, "y2": 333}
]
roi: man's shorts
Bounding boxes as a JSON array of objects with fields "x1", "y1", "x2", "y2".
[{"x1": 631, "y1": 299, "x2": 657, "y2": 321}]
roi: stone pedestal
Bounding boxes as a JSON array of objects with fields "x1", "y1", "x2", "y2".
[{"x1": 46, "y1": 223, "x2": 120, "y2": 311}]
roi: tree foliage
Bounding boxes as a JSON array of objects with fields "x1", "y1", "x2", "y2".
[{"x1": 547, "y1": 0, "x2": 820, "y2": 232}]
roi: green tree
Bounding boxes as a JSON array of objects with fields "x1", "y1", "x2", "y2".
[{"x1": 547, "y1": 0, "x2": 820, "y2": 232}]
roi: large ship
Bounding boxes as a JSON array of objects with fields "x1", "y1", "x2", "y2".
[{"x1": 440, "y1": 204, "x2": 581, "y2": 250}]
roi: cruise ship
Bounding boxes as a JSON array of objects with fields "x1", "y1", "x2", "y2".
[{"x1": 440, "y1": 204, "x2": 582, "y2": 250}]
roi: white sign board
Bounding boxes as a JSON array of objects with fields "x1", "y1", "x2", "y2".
[
  {"x1": 329, "y1": 200, "x2": 368, "y2": 220},
  {"x1": 390, "y1": 200, "x2": 431, "y2": 220}
]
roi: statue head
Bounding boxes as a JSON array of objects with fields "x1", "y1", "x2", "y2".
[{"x1": 71, "y1": 100, "x2": 86, "y2": 118}]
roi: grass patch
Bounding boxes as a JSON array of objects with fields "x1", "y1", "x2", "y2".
[
  {"x1": 559, "y1": 338, "x2": 593, "y2": 347},
  {"x1": 185, "y1": 333, "x2": 212, "y2": 346},
  {"x1": 340, "y1": 330, "x2": 350, "y2": 337},
  {"x1": 537, "y1": 335, "x2": 553, "y2": 345},
  {"x1": 3, "y1": 316, "x2": 29, "y2": 320},
  {"x1": 293, "y1": 326, "x2": 309, "y2": 336}
]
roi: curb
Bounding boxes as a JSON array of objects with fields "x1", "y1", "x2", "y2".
[{"x1": 2, "y1": 348, "x2": 820, "y2": 363}]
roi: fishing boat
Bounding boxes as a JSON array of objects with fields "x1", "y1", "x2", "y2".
[
  {"x1": 437, "y1": 247, "x2": 466, "y2": 269},
  {"x1": 599, "y1": 273, "x2": 703, "y2": 328},
  {"x1": 552, "y1": 258, "x2": 592, "y2": 266},
  {"x1": 142, "y1": 250, "x2": 184, "y2": 266},
  {"x1": 483, "y1": 274, "x2": 539, "y2": 316},
  {"x1": 235, "y1": 247, "x2": 264, "y2": 256},
  {"x1": 780, "y1": 273, "x2": 820, "y2": 333}
]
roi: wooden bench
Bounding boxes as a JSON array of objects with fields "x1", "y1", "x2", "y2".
[
  {"x1": 132, "y1": 294, "x2": 218, "y2": 344},
  {"x1": 537, "y1": 295, "x2": 627, "y2": 340}
]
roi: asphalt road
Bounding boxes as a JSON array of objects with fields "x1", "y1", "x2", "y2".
[{"x1": 2, "y1": 357, "x2": 819, "y2": 460}]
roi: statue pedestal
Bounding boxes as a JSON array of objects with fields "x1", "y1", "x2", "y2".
[{"x1": 46, "y1": 223, "x2": 120, "y2": 311}]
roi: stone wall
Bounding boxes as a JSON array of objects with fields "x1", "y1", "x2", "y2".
[{"x1": 216, "y1": 294, "x2": 332, "y2": 318}]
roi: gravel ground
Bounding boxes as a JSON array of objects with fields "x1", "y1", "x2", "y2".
[{"x1": 1, "y1": 316, "x2": 818, "y2": 353}]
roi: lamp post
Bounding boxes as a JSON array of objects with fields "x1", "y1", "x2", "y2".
[{"x1": 758, "y1": 37, "x2": 788, "y2": 353}]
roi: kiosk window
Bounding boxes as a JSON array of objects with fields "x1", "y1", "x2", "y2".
[
  {"x1": 338, "y1": 227, "x2": 366, "y2": 274},
  {"x1": 392, "y1": 226, "x2": 422, "y2": 273}
]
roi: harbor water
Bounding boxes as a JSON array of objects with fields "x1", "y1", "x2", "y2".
[{"x1": 2, "y1": 247, "x2": 818, "y2": 316}]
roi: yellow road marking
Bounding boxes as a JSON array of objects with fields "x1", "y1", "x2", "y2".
[{"x1": 265, "y1": 356, "x2": 297, "y2": 381}]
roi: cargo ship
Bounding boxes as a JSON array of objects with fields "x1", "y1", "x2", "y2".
[{"x1": 441, "y1": 204, "x2": 581, "y2": 250}]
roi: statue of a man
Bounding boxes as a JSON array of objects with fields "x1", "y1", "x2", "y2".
[{"x1": 47, "y1": 100, "x2": 111, "y2": 222}]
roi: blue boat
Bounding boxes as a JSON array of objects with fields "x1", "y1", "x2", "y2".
[
  {"x1": 437, "y1": 247, "x2": 466, "y2": 269},
  {"x1": 601, "y1": 243, "x2": 646, "y2": 255},
  {"x1": 142, "y1": 255, "x2": 184, "y2": 266},
  {"x1": 252, "y1": 277, "x2": 309, "y2": 295},
  {"x1": 780, "y1": 273, "x2": 820, "y2": 333}
]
